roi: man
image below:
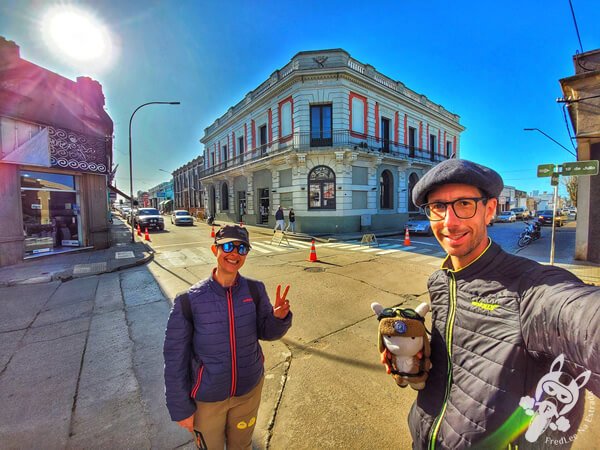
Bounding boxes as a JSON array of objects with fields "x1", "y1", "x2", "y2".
[
  {"x1": 404, "y1": 159, "x2": 599, "y2": 449},
  {"x1": 163, "y1": 225, "x2": 292, "y2": 449},
  {"x1": 274, "y1": 205, "x2": 285, "y2": 233}
]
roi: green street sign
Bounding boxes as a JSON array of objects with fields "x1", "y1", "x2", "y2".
[
  {"x1": 562, "y1": 160, "x2": 599, "y2": 176},
  {"x1": 537, "y1": 164, "x2": 555, "y2": 177}
]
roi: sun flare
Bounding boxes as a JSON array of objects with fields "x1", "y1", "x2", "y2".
[{"x1": 41, "y1": 5, "x2": 114, "y2": 69}]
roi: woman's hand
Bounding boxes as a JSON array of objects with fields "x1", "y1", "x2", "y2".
[{"x1": 273, "y1": 284, "x2": 290, "y2": 319}]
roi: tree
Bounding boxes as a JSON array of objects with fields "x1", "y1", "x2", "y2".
[{"x1": 562, "y1": 176, "x2": 578, "y2": 206}]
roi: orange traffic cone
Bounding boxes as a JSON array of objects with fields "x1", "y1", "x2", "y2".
[
  {"x1": 144, "y1": 227, "x2": 151, "y2": 242},
  {"x1": 308, "y1": 239, "x2": 318, "y2": 262},
  {"x1": 210, "y1": 225, "x2": 215, "y2": 238},
  {"x1": 403, "y1": 227, "x2": 411, "y2": 246},
  {"x1": 137, "y1": 224, "x2": 142, "y2": 237}
]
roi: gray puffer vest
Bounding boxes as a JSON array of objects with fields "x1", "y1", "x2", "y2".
[{"x1": 408, "y1": 241, "x2": 600, "y2": 449}]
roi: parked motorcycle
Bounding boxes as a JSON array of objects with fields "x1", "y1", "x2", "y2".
[{"x1": 517, "y1": 219, "x2": 542, "y2": 248}]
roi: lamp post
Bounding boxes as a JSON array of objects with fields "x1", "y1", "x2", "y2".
[
  {"x1": 523, "y1": 128, "x2": 574, "y2": 265},
  {"x1": 523, "y1": 128, "x2": 577, "y2": 158},
  {"x1": 129, "y1": 101, "x2": 180, "y2": 242}
]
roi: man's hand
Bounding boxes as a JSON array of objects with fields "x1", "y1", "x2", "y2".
[
  {"x1": 273, "y1": 284, "x2": 290, "y2": 319},
  {"x1": 177, "y1": 414, "x2": 195, "y2": 433}
]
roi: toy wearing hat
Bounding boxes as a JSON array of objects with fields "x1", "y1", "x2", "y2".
[{"x1": 371, "y1": 302, "x2": 431, "y2": 390}]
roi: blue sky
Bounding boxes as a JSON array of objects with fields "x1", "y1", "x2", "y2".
[{"x1": 2, "y1": 0, "x2": 598, "y2": 198}]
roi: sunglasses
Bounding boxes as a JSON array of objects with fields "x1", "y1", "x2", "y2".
[
  {"x1": 220, "y1": 241, "x2": 250, "y2": 255},
  {"x1": 377, "y1": 307, "x2": 424, "y2": 322}
]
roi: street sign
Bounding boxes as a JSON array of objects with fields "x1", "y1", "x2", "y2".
[
  {"x1": 156, "y1": 192, "x2": 166, "y2": 198},
  {"x1": 551, "y1": 173, "x2": 559, "y2": 186},
  {"x1": 537, "y1": 164, "x2": 555, "y2": 177},
  {"x1": 561, "y1": 160, "x2": 599, "y2": 176}
]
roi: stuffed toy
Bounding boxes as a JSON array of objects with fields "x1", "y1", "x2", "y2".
[{"x1": 371, "y1": 302, "x2": 431, "y2": 390}]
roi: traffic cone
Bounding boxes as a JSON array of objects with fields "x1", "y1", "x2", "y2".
[
  {"x1": 136, "y1": 224, "x2": 142, "y2": 237},
  {"x1": 144, "y1": 227, "x2": 151, "y2": 242},
  {"x1": 403, "y1": 227, "x2": 411, "y2": 246},
  {"x1": 308, "y1": 239, "x2": 318, "y2": 262},
  {"x1": 210, "y1": 226, "x2": 215, "y2": 238}
]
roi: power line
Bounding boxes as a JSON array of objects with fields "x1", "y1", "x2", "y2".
[{"x1": 568, "y1": 0, "x2": 584, "y2": 53}]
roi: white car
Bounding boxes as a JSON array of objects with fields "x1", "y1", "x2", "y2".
[{"x1": 171, "y1": 210, "x2": 194, "y2": 226}]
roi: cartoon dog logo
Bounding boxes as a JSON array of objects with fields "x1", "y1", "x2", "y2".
[{"x1": 519, "y1": 354, "x2": 591, "y2": 443}]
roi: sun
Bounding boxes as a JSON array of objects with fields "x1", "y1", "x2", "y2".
[{"x1": 41, "y1": 5, "x2": 113, "y2": 66}]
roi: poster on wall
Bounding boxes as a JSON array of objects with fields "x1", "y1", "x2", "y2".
[{"x1": 0, "y1": 127, "x2": 51, "y2": 167}]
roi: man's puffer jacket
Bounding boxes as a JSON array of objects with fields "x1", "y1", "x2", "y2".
[
  {"x1": 408, "y1": 241, "x2": 599, "y2": 449},
  {"x1": 163, "y1": 273, "x2": 292, "y2": 422}
]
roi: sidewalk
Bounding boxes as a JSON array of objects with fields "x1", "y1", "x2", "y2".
[{"x1": 0, "y1": 220, "x2": 152, "y2": 287}]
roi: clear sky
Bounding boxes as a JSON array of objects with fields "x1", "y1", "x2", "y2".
[{"x1": 2, "y1": 0, "x2": 598, "y2": 199}]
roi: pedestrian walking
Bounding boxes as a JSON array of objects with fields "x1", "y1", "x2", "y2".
[
  {"x1": 274, "y1": 205, "x2": 285, "y2": 233},
  {"x1": 285, "y1": 208, "x2": 296, "y2": 233},
  {"x1": 163, "y1": 225, "x2": 292, "y2": 449},
  {"x1": 379, "y1": 158, "x2": 600, "y2": 449}
]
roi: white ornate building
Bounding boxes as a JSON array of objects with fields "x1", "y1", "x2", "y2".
[{"x1": 199, "y1": 49, "x2": 465, "y2": 233}]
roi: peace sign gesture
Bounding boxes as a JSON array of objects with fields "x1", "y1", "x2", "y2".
[{"x1": 273, "y1": 284, "x2": 290, "y2": 319}]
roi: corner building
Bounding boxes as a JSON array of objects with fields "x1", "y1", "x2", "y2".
[{"x1": 200, "y1": 49, "x2": 464, "y2": 233}]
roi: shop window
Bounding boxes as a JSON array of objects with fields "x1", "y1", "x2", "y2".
[
  {"x1": 20, "y1": 170, "x2": 79, "y2": 255},
  {"x1": 308, "y1": 165, "x2": 336, "y2": 210}
]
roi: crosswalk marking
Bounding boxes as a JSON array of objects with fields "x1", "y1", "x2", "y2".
[{"x1": 154, "y1": 237, "x2": 446, "y2": 269}]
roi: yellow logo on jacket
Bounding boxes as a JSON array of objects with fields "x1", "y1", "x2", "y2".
[{"x1": 471, "y1": 300, "x2": 500, "y2": 311}]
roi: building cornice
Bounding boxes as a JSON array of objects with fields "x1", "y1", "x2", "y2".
[{"x1": 201, "y1": 50, "x2": 464, "y2": 142}]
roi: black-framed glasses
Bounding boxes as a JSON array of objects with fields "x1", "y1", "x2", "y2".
[
  {"x1": 377, "y1": 307, "x2": 424, "y2": 322},
  {"x1": 220, "y1": 242, "x2": 250, "y2": 255},
  {"x1": 421, "y1": 197, "x2": 488, "y2": 221}
]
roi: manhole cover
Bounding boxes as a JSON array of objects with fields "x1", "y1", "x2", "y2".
[{"x1": 304, "y1": 267, "x2": 325, "y2": 273}]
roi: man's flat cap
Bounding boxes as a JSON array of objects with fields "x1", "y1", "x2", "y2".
[{"x1": 412, "y1": 159, "x2": 504, "y2": 206}]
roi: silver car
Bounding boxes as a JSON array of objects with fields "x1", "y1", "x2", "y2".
[
  {"x1": 171, "y1": 210, "x2": 194, "y2": 226},
  {"x1": 404, "y1": 214, "x2": 433, "y2": 236}
]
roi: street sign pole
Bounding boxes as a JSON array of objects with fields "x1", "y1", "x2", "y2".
[{"x1": 550, "y1": 181, "x2": 558, "y2": 266}]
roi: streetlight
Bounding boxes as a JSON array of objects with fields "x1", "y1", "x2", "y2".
[
  {"x1": 523, "y1": 128, "x2": 577, "y2": 158},
  {"x1": 129, "y1": 101, "x2": 180, "y2": 242},
  {"x1": 523, "y1": 128, "x2": 574, "y2": 265}
]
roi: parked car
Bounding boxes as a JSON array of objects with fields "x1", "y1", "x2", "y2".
[
  {"x1": 537, "y1": 210, "x2": 564, "y2": 227},
  {"x1": 405, "y1": 214, "x2": 433, "y2": 236},
  {"x1": 510, "y1": 207, "x2": 530, "y2": 220},
  {"x1": 496, "y1": 211, "x2": 517, "y2": 223},
  {"x1": 133, "y1": 208, "x2": 164, "y2": 230},
  {"x1": 171, "y1": 210, "x2": 194, "y2": 226}
]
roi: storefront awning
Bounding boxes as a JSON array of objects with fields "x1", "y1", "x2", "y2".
[{"x1": 108, "y1": 185, "x2": 131, "y2": 201}]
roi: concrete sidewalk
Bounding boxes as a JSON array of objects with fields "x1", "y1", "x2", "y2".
[{"x1": 0, "y1": 220, "x2": 152, "y2": 287}]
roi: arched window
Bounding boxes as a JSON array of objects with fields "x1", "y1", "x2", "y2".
[
  {"x1": 380, "y1": 170, "x2": 393, "y2": 209},
  {"x1": 308, "y1": 165, "x2": 336, "y2": 210},
  {"x1": 408, "y1": 173, "x2": 419, "y2": 212},
  {"x1": 221, "y1": 182, "x2": 229, "y2": 211}
]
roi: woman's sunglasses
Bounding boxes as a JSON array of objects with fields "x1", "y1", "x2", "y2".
[
  {"x1": 377, "y1": 307, "x2": 424, "y2": 322},
  {"x1": 220, "y1": 241, "x2": 250, "y2": 255}
]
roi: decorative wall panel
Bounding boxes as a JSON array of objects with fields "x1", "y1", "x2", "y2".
[{"x1": 49, "y1": 126, "x2": 109, "y2": 174}]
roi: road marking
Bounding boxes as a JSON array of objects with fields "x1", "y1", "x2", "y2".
[{"x1": 152, "y1": 241, "x2": 205, "y2": 249}]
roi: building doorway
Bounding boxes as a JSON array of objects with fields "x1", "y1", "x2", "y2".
[
  {"x1": 238, "y1": 191, "x2": 246, "y2": 223},
  {"x1": 258, "y1": 188, "x2": 269, "y2": 224}
]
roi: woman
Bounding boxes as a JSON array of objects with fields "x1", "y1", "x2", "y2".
[{"x1": 285, "y1": 208, "x2": 296, "y2": 233}]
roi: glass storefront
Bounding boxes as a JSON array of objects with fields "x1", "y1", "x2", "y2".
[{"x1": 20, "y1": 170, "x2": 80, "y2": 256}]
